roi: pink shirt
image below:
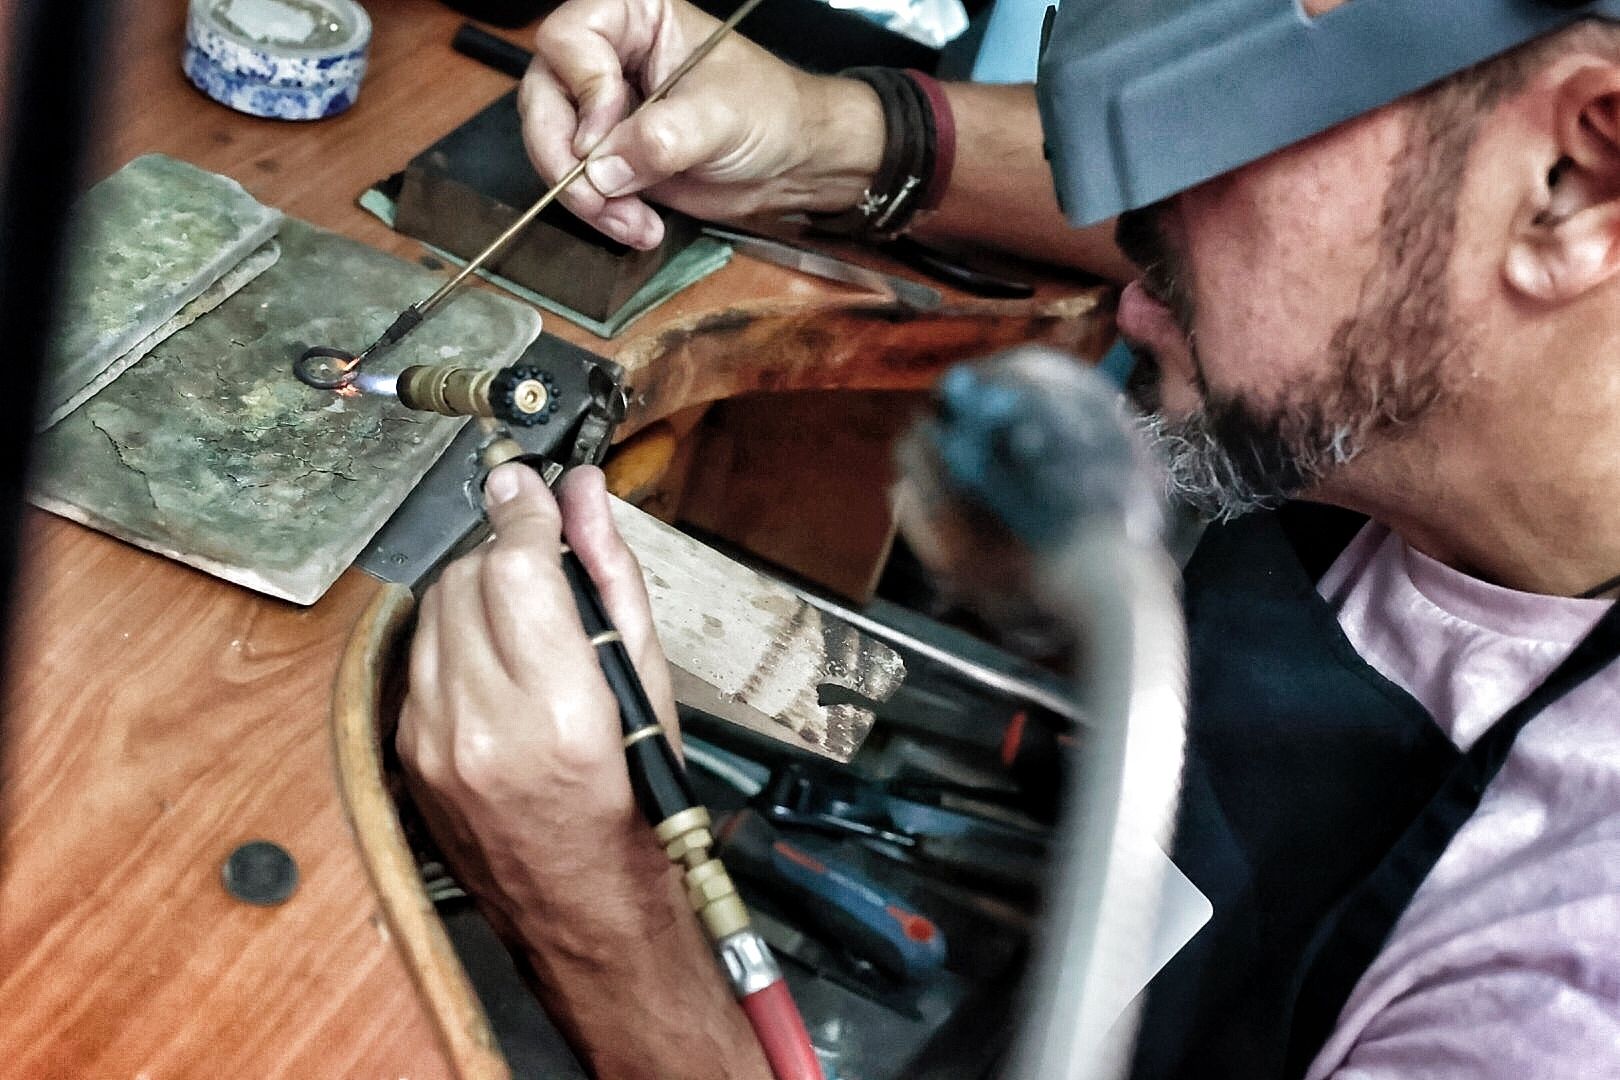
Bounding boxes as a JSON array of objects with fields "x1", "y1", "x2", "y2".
[{"x1": 1304, "y1": 522, "x2": 1620, "y2": 1080}]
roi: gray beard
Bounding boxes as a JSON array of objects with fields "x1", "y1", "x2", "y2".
[{"x1": 1136, "y1": 407, "x2": 1366, "y2": 522}]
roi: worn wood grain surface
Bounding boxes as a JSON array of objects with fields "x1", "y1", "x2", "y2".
[
  {"x1": 0, "y1": 519, "x2": 458, "y2": 1080},
  {"x1": 613, "y1": 292, "x2": 1114, "y2": 438},
  {"x1": 611, "y1": 496, "x2": 905, "y2": 760},
  {"x1": 3, "y1": 5, "x2": 565, "y2": 1077},
  {"x1": 617, "y1": 292, "x2": 1115, "y2": 597}
]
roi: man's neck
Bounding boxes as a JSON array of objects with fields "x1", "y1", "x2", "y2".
[{"x1": 1317, "y1": 398, "x2": 1620, "y2": 599}]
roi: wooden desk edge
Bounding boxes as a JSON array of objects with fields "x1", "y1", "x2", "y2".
[{"x1": 330, "y1": 582, "x2": 511, "y2": 1080}]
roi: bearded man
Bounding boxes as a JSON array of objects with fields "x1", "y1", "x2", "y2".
[{"x1": 396, "y1": 1, "x2": 1620, "y2": 1076}]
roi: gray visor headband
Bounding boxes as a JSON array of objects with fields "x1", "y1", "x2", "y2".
[{"x1": 1037, "y1": 0, "x2": 1620, "y2": 226}]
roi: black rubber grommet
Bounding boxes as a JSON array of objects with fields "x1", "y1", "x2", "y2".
[
  {"x1": 491, "y1": 363, "x2": 554, "y2": 427},
  {"x1": 222, "y1": 840, "x2": 299, "y2": 906}
]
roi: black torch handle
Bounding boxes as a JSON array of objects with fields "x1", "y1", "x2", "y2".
[{"x1": 559, "y1": 548, "x2": 699, "y2": 827}]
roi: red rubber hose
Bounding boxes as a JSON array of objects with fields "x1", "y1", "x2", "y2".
[{"x1": 739, "y1": 978, "x2": 824, "y2": 1080}]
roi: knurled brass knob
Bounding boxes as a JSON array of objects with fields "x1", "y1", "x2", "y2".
[{"x1": 491, "y1": 364, "x2": 559, "y2": 427}]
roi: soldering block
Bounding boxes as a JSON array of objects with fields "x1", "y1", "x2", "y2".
[
  {"x1": 31, "y1": 218, "x2": 542, "y2": 606},
  {"x1": 41, "y1": 154, "x2": 284, "y2": 427},
  {"x1": 393, "y1": 88, "x2": 699, "y2": 323}
]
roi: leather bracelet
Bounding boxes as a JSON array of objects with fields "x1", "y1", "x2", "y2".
[
  {"x1": 903, "y1": 69, "x2": 955, "y2": 213},
  {"x1": 812, "y1": 66, "x2": 933, "y2": 240}
]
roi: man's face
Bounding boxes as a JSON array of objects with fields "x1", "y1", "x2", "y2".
[{"x1": 1114, "y1": 4, "x2": 1478, "y2": 519}]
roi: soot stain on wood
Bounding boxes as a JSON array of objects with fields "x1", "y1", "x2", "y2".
[
  {"x1": 636, "y1": 308, "x2": 756, "y2": 362},
  {"x1": 820, "y1": 705, "x2": 872, "y2": 758},
  {"x1": 782, "y1": 323, "x2": 838, "y2": 358},
  {"x1": 842, "y1": 304, "x2": 924, "y2": 326},
  {"x1": 879, "y1": 325, "x2": 1055, "y2": 374},
  {"x1": 735, "y1": 601, "x2": 811, "y2": 706},
  {"x1": 689, "y1": 308, "x2": 761, "y2": 336},
  {"x1": 818, "y1": 618, "x2": 904, "y2": 696}
]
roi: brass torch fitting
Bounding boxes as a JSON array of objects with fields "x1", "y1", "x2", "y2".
[
  {"x1": 654, "y1": 805, "x2": 716, "y2": 868},
  {"x1": 479, "y1": 434, "x2": 527, "y2": 471},
  {"x1": 685, "y1": 857, "x2": 751, "y2": 942},
  {"x1": 651, "y1": 805, "x2": 749, "y2": 942},
  {"x1": 397, "y1": 364, "x2": 498, "y2": 418}
]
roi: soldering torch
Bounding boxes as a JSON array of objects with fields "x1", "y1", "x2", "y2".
[
  {"x1": 353, "y1": 353, "x2": 823, "y2": 1080},
  {"x1": 314, "y1": 350, "x2": 561, "y2": 427}
]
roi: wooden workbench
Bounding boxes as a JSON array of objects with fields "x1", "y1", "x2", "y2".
[{"x1": 0, "y1": 3, "x2": 1110, "y2": 1076}]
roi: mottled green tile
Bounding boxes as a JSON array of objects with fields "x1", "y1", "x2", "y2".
[
  {"x1": 39, "y1": 240, "x2": 282, "y2": 431},
  {"x1": 32, "y1": 218, "x2": 543, "y2": 605},
  {"x1": 42, "y1": 154, "x2": 284, "y2": 422}
]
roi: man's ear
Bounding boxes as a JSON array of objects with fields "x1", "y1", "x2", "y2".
[{"x1": 1506, "y1": 65, "x2": 1620, "y2": 303}]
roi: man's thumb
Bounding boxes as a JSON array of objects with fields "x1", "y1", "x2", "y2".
[{"x1": 483, "y1": 462, "x2": 563, "y2": 545}]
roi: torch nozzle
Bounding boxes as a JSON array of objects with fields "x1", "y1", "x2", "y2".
[{"x1": 367, "y1": 362, "x2": 554, "y2": 425}]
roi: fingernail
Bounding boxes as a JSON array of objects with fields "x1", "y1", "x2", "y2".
[
  {"x1": 586, "y1": 155, "x2": 635, "y2": 197},
  {"x1": 485, "y1": 464, "x2": 520, "y2": 507}
]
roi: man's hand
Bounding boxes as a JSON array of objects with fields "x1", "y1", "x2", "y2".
[
  {"x1": 399, "y1": 463, "x2": 673, "y2": 938},
  {"x1": 398, "y1": 463, "x2": 770, "y2": 1080},
  {"x1": 520, "y1": 0, "x2": 884, "y2": 249}
]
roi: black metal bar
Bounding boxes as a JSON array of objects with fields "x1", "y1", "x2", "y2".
[
  {"x1": 452, "y1": 22, "x2": 535, "y2": 78},
  {"x1": 0, "y1": 0, "x2": 115, "y2": 794}
]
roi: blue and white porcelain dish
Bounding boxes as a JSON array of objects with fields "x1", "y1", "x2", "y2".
[
  {"x1": 182, "y1": 0, "x2": 370, "y2": 120},
  {"x1": 182, "y1": 45, "x2": 361, "y2": 120}
]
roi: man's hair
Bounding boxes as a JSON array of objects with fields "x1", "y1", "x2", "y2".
[{"x1": 1444, "y1": 18, "x2": 1620, "y2": 113}]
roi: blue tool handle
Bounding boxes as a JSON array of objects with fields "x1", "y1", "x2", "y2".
[
  {"x1": 768, "y1": 834, "x2": 947, "y2": 981},
  {"x1": 720, "y1": 809, "x2": 947, "y2": 980}
]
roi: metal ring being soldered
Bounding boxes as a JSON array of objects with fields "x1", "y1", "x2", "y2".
[{"x1": 294, "y1": 346, "x2": 360, "y2": 390}]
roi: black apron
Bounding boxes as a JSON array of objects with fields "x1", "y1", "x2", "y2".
[{"x1": 1126, "y1": 503, "x2": 1620, "y2": 1080}]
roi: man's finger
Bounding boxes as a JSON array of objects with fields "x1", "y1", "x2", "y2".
[
  {"x1": 556, "y1": 467, "x2": 679, "y2": 747},
  {"x1": 520, "y1": 65, "x2": 607, "y2": 220},
  {"x1": 581, "y1": 97, "x2": 726, "y2": 203},
  {"x1": 484, "y1": 462, "x2": 563, "y2": 549},
  {"x1": 408, "y1": 580, "x2": 445, "y2": 708},
  {"x1": 479, "y1": 463, "x2": 594, "y2": 679},
  {"x1": 519, "y1": 63, "x2": 665, "y2": 249},
  {"x1": 533, "y1": 8, "x2": 646, "y2": 153},
  {"x1": 594, "y1": 196, "x2": 664, "y2": 250},
  {"x1": 558, "y1": 467, "x2": 656, "y2": 650},
  {"x1": 400, "y1": 583, "x2": 446, "y2": 766}
]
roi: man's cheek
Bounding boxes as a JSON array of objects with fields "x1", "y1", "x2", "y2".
[
  {"x1": 1189, "y1": 271, "x2": 1303, "y2": 401},
  {"x1": 1157, "y1": 364, "x2": 1208, "y2": 417},
  {"x1": 1133, "y1": 339, "x2": 1206, "y2": 418}
]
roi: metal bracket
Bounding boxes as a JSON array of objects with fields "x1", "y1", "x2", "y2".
[{"x1": 356, "y1": 332, "x2": 624, "y2": 590}]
